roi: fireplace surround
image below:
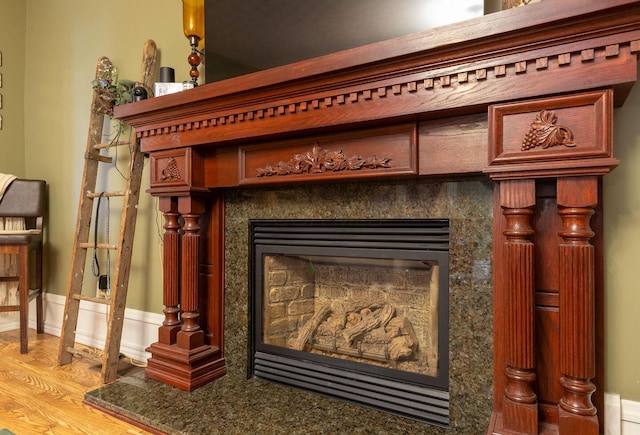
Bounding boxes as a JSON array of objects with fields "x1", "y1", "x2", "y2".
[
  {"x1": 224, "y1": 179, "x2": 493, "y2": 432},
  {"x1": 114, "y1": 1, "x2": 640, "y2": 433}
]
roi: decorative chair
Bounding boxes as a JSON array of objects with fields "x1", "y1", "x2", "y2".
[{"x1": 0, "y1": 179, "x2": 46, "y2": 353}]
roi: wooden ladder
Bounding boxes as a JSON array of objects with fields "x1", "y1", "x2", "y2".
[{"x1": 58, "y1": 41, "x2": 157, "y2": 384}]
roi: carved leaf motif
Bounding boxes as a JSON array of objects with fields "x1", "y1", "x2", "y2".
[
  {"x1": 364, "y1": 156, "x2": 392, "y2": 169},
  {"x1": 256, "y1": 144, "x2": 392, "y2": 177},
  {"x1": 521, "y1": 109, "x2": 576, "y2": 151},
  {"x1": 324, "y1": 150, "x2": 347, "y2": 171},
  {"x1": 346, "y1": 155, "x2": 366, "y2": 170},
  {"x1": 291, "y1": 154, "x2": 310, "y2": 174},
  {"x1": 275, "y1": 161, "x2": 291, "y2": 176},
  {"x1": 255, "y1": 166, "x2": 272, "y2": 177}
]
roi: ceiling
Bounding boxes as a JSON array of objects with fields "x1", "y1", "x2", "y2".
[{"x1": 204, "y1": 0, "x2": 484, "y2": 81}]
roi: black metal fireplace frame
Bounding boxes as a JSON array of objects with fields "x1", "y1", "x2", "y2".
[{"x1": 249, "y1": 219, "x2": 451, "y2": 426}]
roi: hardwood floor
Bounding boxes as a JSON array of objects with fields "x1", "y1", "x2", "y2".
[{"x1": 0, "y1": 329, "x2": 151, "y2": 434}]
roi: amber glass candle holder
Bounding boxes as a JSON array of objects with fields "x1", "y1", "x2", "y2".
[{"x1": 182, "y1": 0, "x2": 204, "y2": 86}]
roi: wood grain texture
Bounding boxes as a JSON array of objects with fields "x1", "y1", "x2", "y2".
[{"x1": 0, "y1": 330, "x2": 150, "y2": 434}]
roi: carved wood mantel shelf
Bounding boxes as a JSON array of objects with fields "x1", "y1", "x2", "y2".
[{"x1": 115, "y1": 1, "x2": 640, "y2": 433}]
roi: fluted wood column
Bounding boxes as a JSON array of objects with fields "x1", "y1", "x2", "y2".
[
  {"x1": 157, "y1": 197, "x2": 180, "y2": 345},
  {"x1": 500, "y1": 179, "x2": 538, "y2": 434},
  {"x1": 145, "y1": 194, "x2": 227, "y2": 391},
  {"x1": 177, "y1": 196, "x2": 204, "y2": 348},
  {"x1": 557, "y1": 176, "x2": 599, "y2": 434}
]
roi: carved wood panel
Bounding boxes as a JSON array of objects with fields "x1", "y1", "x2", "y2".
[
  {"x1": 239, "y1": 124, "x2": 417, "y2": 185},
  {"x1": 487, "y1": 90, "x2": 615, "y2": 179},
  {"x1": 149, "y1": 148, "x2": 204, "y2": 193}
]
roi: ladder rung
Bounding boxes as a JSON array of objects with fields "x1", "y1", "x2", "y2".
[
  {"x1": 86, "y1": 191, "x2": 126, "y2": 198},
  {"x1": 85, "y1": 152, "x2": 113, "y2": 163},
  {"x1": 92, "y1": 141, "x2": 132, "y2": 150},
  {"x1": 72, "y1": 294, "x2": 111, "y2": 304},
  {"x1": 64, "y1": 346, "x2": 98, "y2": 357},
  {"x1": 78, "y1": 242, "x2": 119, "y2": 250}
]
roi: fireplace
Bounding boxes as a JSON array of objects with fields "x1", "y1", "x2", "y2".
[
  {"x1": 112, "y1": 3, "x2": 640, "y2": 432},
  {"x1": 250, "y1": 219, "x2": 450, "y2": 425}
]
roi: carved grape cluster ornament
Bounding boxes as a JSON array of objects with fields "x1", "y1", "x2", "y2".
[
  {"x1": 256, "y1": 144, "x2": 391, "y2": 177},
  {"x1": 522, "y1": 110, "x2": 576, "y2": 151},
  {"x1": 160, "y1": 157, "x2": 181, "y2": 181}
]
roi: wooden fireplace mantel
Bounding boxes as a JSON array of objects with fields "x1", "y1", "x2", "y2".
[{"x1": 115, "y1": 1, "x2": 640, "y2": 433}]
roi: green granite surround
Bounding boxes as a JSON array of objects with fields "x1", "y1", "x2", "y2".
[{"x1": 86, "y1": 177, "x2": 494, "y2": 434}]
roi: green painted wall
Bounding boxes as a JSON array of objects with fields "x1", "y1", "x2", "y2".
[
  {"x1": 21, "y1": 0, "x2": 186, "y2": 314},
  {"x1": 0, "y1": 0, "x2": 638, "y2": 402},
  {"x1": 0, "y1": 0, "x2": 26, "y2": 176},
  {"x1": 606, "y1": 91, "x2": 640, "y2": 401}
]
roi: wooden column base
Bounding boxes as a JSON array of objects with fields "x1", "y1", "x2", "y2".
[
  {"x1": 488, "y1": 411, "x2": 559, "y2": 435},
  {"x1": 487, "y1": 412, "x2": 507, "y2": 435},
  {"x1": 558, "y1": 407, "x2": 599, "y2": 434},
  {"x1": 502, "y1": 398, "x2": 538, "y2": 434},
  {"x1": 157, "y1": 323, "x2": 180, "y2": 345},
  {"x1": 145, "y1": 342, "x2": 226, "y2": 391}
]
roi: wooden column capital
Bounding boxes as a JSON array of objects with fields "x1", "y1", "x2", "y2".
[
  {"x1": 500, "y1": 179, "x2": 536, "y2": 209},
  {"x1": 178, "y1": 194, "x2": 206, "y2": 216},
  {"x1": 557, "y1": 177, "x2": 598, "y2": 208}
]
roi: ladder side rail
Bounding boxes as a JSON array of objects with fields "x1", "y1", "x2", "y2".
[
  {"x1": 101, "y1": 40, "x2": 157, "y2": 382},
  {"x1": 101, "y1": 142, "x2": 145, "y2": 382},
  {"x1": 58, "y1": 57, "x2": 113, "y2": 366}
]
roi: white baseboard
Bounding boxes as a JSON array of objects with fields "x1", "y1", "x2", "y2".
[
  {"x1": 0, "y1": 292, "x2": 163, "y2": 362},
  {"x1": 622, "y1": 397, "x2": 640, "y2": 435},
  {"x1": 0, "y1": 311, "x2": 19, "y2": 331},
  {"x1": 606, "y1": 393, "x2": 640, "y2": 435}
]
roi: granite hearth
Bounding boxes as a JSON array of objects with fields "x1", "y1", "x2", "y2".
[{"x1": 85, "y1": 177, "x2": 494, "y2": 434}]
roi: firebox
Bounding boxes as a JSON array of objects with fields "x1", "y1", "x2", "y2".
[{"x1": 250, "y1": 219, "x2": 450, "y2": 426}]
